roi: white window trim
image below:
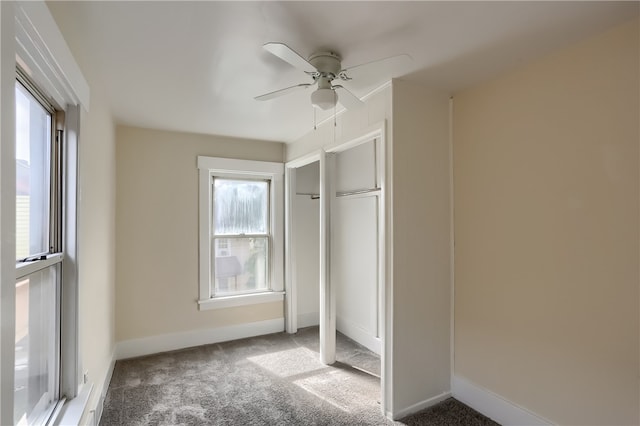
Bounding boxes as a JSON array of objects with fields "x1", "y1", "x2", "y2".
[
  {"x1": 1, "y1": 2, "x2": 86, "y2": 425},
  {"x1": 197, "y1": 156, "x2": 284, "y2": 311},
  {"x1": 14, "y1": 2, "x2": 90, "y2": 110}
]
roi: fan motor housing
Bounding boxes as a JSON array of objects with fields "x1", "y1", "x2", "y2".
[{"x1": 308, "y1": 51, "x2": 342, "y2": 77}]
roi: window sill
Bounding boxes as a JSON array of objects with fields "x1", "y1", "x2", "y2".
[
  {"x1": 50, "y1": 383, "x2": 92, "y2": 426},
  {"x1": 198, "y1": 291, "x2": 284, "y2": 310}
]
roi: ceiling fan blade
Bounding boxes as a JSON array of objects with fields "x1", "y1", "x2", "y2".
[
  {"x1": 339, "y1": 54, "x2": 412, "y2": 80},
  {"x1": 255, "y1": 83, "x2": 313, "y2": 101},
  {"x1": 263, "y1": 43, "x2": 317, "y2": 74},
  {"x1": 332, "y1": 85, "x2": 364, "y2": 110}
]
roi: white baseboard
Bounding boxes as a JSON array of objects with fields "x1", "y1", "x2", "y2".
[
  {"x1": 336, "y1": 315, "x2": 381, "y2": 355},
  {"x1": 452, "y1": 375, "x2": 553, "y2": 425},
  {"x1": 94, "y1": 354, "x2": 116, "y2": 425},
  {"x1": 297, "y1": 311, "x2": 319, "y2": 328},
  {"x1": 391, "y1": 391, "x2": 451, "y2": 420},
  {"x1": 53, "y1": 354, "x2": 116, "y2": 426},
  {"x1": 115, "y1": 318, "x2": 285, "y2": 360}
]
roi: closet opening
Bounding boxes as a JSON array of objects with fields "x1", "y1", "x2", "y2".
[{"x1": 284, "y1": 125, "x2": 388, "y2": 416}]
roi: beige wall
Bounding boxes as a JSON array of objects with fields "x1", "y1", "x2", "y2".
[
  {"x1": 77, "y1": 86, "x2": 116, "y2": 423},
  {"x1": 47, "y1": 4, "x2": 118, "y2": 423},
  {"x1": 391, "y1": 80, "x2": 451, "y2": 413},
  {"x1": 453, "y1": 17, "x2": 639, "y2": 425},
  {"x1": 115, "y1": 126, "x2": 284, "y2": 341}
]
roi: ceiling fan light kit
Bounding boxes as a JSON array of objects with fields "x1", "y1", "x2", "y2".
[
  {"x1": 311, "y1": 87, "x2": 337, "y2": 110},
  {"x1": 256, "y1": 42, "x2": 390, "y2": 112}
]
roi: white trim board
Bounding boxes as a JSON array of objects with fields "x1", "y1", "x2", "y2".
[
  {"x1": 115, "y1": 318, "x2": 285, "y2": 360},
  {"x1": 14, "y1": 1, "x2": 90, "y2": 109},
  {"x1": 452, "y1": 376, "x2": 553, "y2": 426},
  {"x1": 336, "y1": 316, "x2": 381, "y2": 355},
  {"x1": 391, "y1": 391, "x2": 451, "y2": 420},
  {"x1": 57, "y1": 355, "x2": 115, "y2": 426},
  {"x1": 198, "y1": 291, "x2": 284, "y2": 311},
  {"x1": 94, "y1": 355, "x2": 116, "y2": 426}
]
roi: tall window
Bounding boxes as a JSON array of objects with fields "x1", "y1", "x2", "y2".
[
  {"x1": 213, "y1": 178, "x2": 270, "y2": 296},
  {"x1": 15, "y1": 76, "x2": 62, "y2": 425},
  {"x1": 198, "y1": 157, "x2": 284, "y2": 310}
]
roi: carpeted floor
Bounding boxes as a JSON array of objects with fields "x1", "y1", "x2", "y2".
[{"x1": 101, "y1": 327, "x2": 498, "y2": 425}]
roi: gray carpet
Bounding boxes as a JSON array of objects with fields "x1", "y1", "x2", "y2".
[{"x1": 101, "y1": 327, "x2": 498, "y2": 425}]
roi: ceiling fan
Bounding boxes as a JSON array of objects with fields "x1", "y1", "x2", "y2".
[{"x1": 255, "y1": 43, "x2": 409, "y2": 111}]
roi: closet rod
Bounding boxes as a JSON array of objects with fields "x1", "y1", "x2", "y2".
[
  {"x1": 303, "y1": 187, "x2": 381, "y2": 200},
  {"x1": 337, "y1": 188, "x2": 381, "y2": 197}
]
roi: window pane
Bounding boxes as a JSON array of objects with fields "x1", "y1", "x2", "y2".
[
  {"x1": 16, "y1": 82, "x2": 52, "y2": 259},
  {"x1": 213, "y1": 179, "x2": 268, "y2": 235},
  {"x1": 213, "y1": 237, "x2": 268, "y2": 295},
  {"x1": 15, "y1": 265, "x2": 58, "y2": 425}
]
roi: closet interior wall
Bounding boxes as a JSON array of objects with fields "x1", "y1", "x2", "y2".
[
  {"x1": 293, "y1": 161, "x2": 320, "y2": 329},
  {"x1": 292, "y1": 140, "x2": 381, "y2": 355}
]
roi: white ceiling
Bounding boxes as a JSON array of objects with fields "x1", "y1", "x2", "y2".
[{"x1": 48, "y1": 1, "x2": 638, "y2": 143}]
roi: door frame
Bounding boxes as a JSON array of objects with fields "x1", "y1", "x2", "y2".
[
  {"x1": 284, "y1": 120, "x2": 390, "y2": 416},
  {"x1": 284, "y1": 150, "x2": 322, "y2": 335}
]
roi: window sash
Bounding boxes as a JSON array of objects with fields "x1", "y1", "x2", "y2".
[
  {"x1": 15, "y1": 79, "x2": 55, "y2": 260},
  {"x1": 14, "y1": 264, "x2": 61, "y2": 426},
  {"x1": 14, "y1": 72, "x2": 62, "y2": 425},
  {"x1": 212, "y1": 238, "x2": 271, "y2": 297},
  {"x1": 211, "y1": 177, "x2": 270, "y2": 237},
  {"x1": 210, "y1": 176, "x2": 272, "y2": 297}
]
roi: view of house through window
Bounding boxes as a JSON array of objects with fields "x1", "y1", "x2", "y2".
[
  {"x1": 212, "y1": 178, "x2": 269, "y2": 296},
  {"x1": 15, "y1": 78, "x2": 61, "y2": 425}
]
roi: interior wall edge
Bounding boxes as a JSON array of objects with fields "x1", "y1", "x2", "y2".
[
  {"x1": 115, "y1": 124, "x2": 287, "y2": 152},
  {"x1": 390, "y1": 79, "x2": 452, "y2": 412},
  {"x1": 0, "y1": 2, "x2": 17, "y2": 424},
  {"x1": 390, "y1": 391, "x2": 451, "y2": 421},
  {"x1": 336, "y1": 315, "x2": 381, "y2": 355},
  {"x1": 115, "y1": 318, "x2": 285, "y2": 360},
  {"x1": 82, "y1": 352, "x2": 116, "y2": 426},
  {"x1": 448, "y1": 95, "x2": 456, "y2": 390},
  {"x1": 297, "y1": 312, "x2": 319, "y2": 329},
  {"x1": 452, "y1": 375, "x2": 553, "y2": 426}
]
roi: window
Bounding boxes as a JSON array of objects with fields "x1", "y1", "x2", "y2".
[
  {"x1": 213, "y1": 178, "x2": 269, "y2": 295},
  {"x1": 15, "y1": 76, "x2": 62, "y2": 425},
  {"x1": 5, "y1": 4, "x2": 88, "y2": 425},
  {"x1": 198, "y1": 157, "x2": 284, "y2": 310}
]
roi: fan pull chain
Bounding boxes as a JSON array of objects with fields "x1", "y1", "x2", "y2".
[
  {"x1": 334, "y1": 90, "x2": 337, "y2": 128},
  {"x1": 313, "y1": 107, "x2": 317, "y2": 130},
  {"x1": 333, "y1": 92, "x2": 337, "y2": 144}
]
